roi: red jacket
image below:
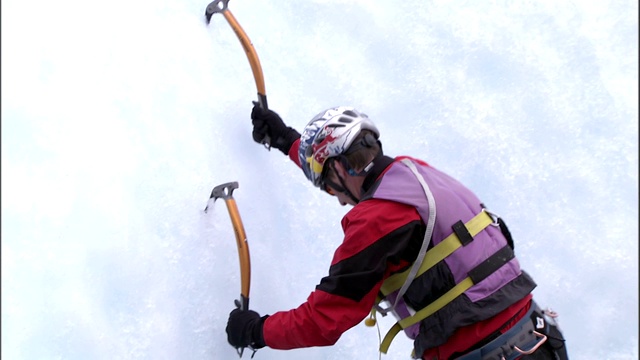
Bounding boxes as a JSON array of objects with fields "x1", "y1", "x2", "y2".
[{"x1": 262, "y1": 140, "x2": 533, "y2": 358}]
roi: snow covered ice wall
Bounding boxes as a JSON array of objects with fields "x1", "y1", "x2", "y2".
[{"x1": 2, "y1": 0, "x2": 638, "y2": 359}]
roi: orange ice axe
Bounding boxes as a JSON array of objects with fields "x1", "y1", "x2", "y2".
[
  {"x1": 206, "y1": 181, "x2": 251, "y2": 313},
  {"x1": 205, "y1": 0, "x2": 273, "y2": 148}
]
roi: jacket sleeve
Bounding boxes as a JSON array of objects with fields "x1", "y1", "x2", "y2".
[
  {"x1": 288, "y1": 138, "x2": 302, "y2": 168},
  {"x1": 262, "y1": 199, "x2": 425, "y2": 349}
]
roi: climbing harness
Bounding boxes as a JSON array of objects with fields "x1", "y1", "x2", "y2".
[{"x1": 455, "y1": 302, "x2": 557, "y2": 360}]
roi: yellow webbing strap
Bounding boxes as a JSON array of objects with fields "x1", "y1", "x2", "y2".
[
  {"x1": 380, "y1": 277, "x2": 475, "y2": 353},
  {"x1": 379, "y1": 210, "x2": 493, "y2": 297},
  {"x1": 376, "y1": 210, "x2": 494, "y2": 354}
]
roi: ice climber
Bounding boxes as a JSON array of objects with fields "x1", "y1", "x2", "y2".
[{"x1": 225, "y1": 104, "x2": 569, "y2": 360}]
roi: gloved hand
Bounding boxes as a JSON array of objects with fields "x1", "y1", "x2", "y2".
[
  {"x1": 251, "y1": 103, "x2": 301, "y2": 155},
  {"x1": 226, "y1": 308, "x2": 268, "y2": 349}
]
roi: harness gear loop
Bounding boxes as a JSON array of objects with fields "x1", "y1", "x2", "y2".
[
  {"x1": 514, "y1": 331, "x2": 548, "y2": 355},
  {"x1": 455, "y1": 302, "x2": 552, "y2": 360}
]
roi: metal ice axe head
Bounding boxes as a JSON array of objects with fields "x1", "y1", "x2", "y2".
[
  {"x1": 210, "y1": 181, "x2": 238, "y2": 202},
  {"x1": 205, "y1": 181, "x2": 239, "y2": 212},
  {"x1": 205, "y1": 0, "x2": 229, "y2": 23}
]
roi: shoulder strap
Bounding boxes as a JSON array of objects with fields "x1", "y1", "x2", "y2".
[{"x1": 375, "y1": 159, "x2": 437, "y2": 315}]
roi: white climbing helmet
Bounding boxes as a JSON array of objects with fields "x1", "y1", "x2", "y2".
[{"x1": 298, "y1": 106, "x2": 380, "y2": 188}]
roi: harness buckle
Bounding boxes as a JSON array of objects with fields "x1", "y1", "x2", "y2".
[{"x1": 482, "y1": 208, "x2": 501, "y2": 227}]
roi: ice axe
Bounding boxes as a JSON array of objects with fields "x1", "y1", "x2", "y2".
[
  {"x1": 204, "y1": 0, "x2": 273, "y2": 148},
  {"x1": 205, "y1": 181, "x2": 252, "y2": 357}
]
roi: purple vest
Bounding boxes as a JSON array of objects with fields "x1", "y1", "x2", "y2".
[{"x1": 372, "y1": 157, "x2": 523, "y2": 339}]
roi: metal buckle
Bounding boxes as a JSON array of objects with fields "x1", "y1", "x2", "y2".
[{"x1": 482, "y1": 208, "x2": 501, "y2": 227}]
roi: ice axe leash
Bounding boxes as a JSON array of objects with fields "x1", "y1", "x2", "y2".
[
  {"x1": 204, "y1": 0, "x2": 273, "y2": 149},
  {"x1": 204, "y1": 181, "x2": 254, "y2": 358}
]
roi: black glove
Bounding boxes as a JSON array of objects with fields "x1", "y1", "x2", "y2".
[
  {"x1": 226, "y1": 308, "x2": 268, "y2": 349},
  {"x1": 251, "y1": 104, "x2": 301, "y2": 155}
]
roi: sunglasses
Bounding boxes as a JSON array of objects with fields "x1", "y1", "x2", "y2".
[
  {"x1": 323, "y1": 183, "x2": 336, "y2": 196},
  {"x1": 322, "y1": 175, "x2": 346, "y2": 196},
  {"x1": 320, "y1": 158, "x2": 347, "y2": 196}
]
